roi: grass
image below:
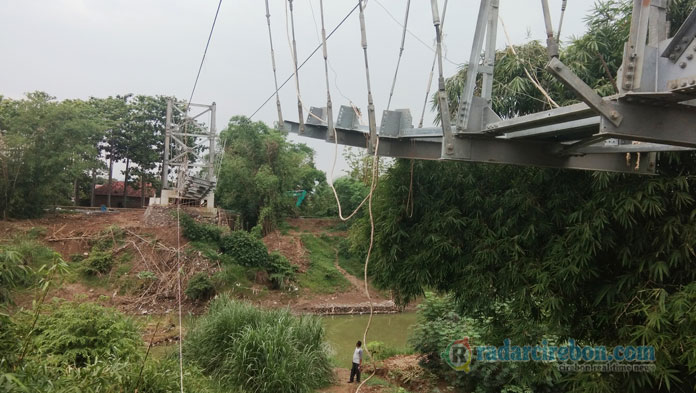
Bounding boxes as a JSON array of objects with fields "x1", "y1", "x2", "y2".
[
  {"x1": 338, "y1": 249, "x2": 365, "y2": 279},
  {"x1": 298, "y1": 234, "x2": 351, "y2": 294},
  {"x1": 185, "y1": 296, "x2": 334, "y2": 392}
]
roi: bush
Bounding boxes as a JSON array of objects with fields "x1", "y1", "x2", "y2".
[
  {"x1": 34, "y1": 301, "x2": 142, "y2": 367},
  {"x1": 219, "y1": 231, "x2": 268, "y2": 267},
  {"x1": 0, "y1": 248, "x2": 31, "y2": 302},
  {"x1": 409, "y1": 293, "x2": 470, "y2": 369},
  {"x1": 267, "y1": 252, "x2": 297, "y2": 290},
  {"x1": 366, "y1": 341, "x2": 413, "y2": 361},
  {"x1": 185, "y1": 273, "x2": 216, "y2": 301},
  {"x1": 90, "y1": 225, "x2": 125, "y2": 251},
  {"x1": 185, "y1": 296, "x2": 333, "y2": 392},
  {"x1": 180, "y1": 214, "x2": 222, "y2": 243},
  {"x1": 81, "y1": 250, "x2": 113, "y2": 275}
]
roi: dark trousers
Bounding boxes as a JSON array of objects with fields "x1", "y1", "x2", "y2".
[{"x1": 349, "y1": 362, "x2": 361, "y2": 382}]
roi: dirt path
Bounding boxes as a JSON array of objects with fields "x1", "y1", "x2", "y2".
[
  {"x1": 333, "y1": 248, "x2": 366, "y2": 292},
  {"x1": 320, "y1": 368, "x2": 384, "y2": 393}
]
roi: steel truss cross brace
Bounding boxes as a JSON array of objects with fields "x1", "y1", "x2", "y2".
[
  {"x1": 162, "y1": 100, "x2": 217, "y2": 201},
  {"x1": 285, "y1": 0, "x2": 696, "y2": 175}
]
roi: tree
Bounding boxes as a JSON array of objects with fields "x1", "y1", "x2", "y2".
[
  {"x1": 215, "y1": 116, "x2": 324, "y2": 233},
  {"x1": 0, "y1": 93, "x2": 105, "y2": 218},
  {"x1": 353, "y1": 2, "x2": 696, "y2": 392}
]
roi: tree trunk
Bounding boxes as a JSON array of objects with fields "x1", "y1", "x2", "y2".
[
  {"x1": 73, "y1": 178, "x2": 78, "y2": 206},
  {"x1": 107, "y1": 151, "x2": 113, "y2": 208},
  {"x1": 90, "y1": 169, "x2": 96, "y2": 207},
  {"x1": 123, "y1": 158, "x2": 130, "y2": 208},
  {"x1": 141, "y1": 176, "x2": 145, "y2": 208}
]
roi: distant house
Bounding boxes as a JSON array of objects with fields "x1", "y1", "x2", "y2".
[{"x1": 93, "y1": 181, "x2": 155, "y2": 208}]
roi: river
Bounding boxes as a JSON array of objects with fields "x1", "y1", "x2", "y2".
[{"x1": 322, "y1": 312, "x2": 418, "y2": 366}]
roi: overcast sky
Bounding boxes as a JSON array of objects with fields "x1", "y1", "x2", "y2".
[{"x1": 0, "y1": 0, "x2": 596, "y2": 179}]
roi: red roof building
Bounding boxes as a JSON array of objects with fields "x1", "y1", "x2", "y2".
[{"x1": 94, "y1": 181, "x2": 155, "y2": 208}]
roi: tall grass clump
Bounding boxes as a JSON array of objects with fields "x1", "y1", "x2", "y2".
[{"x1": 185, "y1": 296, "x2": 333, "y2": 392}]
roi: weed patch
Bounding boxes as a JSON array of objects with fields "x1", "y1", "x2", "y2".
[{"x1": 298, "y1": 234, "x2": 350, "y2": 293}]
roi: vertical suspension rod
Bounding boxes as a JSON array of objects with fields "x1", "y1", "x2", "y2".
[
  {"x1": 430, "y1": 0, "x2": 453, "y2": 154},
  {"x1": 541, "y1": 0, "x2": 559, "y2": 58},
  {"x1": 318, "y1": 0, "x2": 335, "y2": 142},
  {"x1": 386, "y1": 0, "x2": 411, "y2": 110},
  {"x1": 418, "y1": 0, "x2": 449, "y2": 128},
  {"x1": 358, "y1": 0, "x2": 378, "y2": 153},
  {"x1": 265, "y1": 0, "x2": 284, "y2": 127},
  {"x1": 288, "y1": 0, "x2": 305, "y2": 133}
]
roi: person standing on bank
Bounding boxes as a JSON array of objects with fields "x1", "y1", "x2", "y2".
[{"x1": 349, "y1": 340, "x2": 363, "y2": 383}]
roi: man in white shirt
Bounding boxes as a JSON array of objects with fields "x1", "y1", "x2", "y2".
[{"x1": 348, "y1": 340, "x2": 363, "y2": 383}]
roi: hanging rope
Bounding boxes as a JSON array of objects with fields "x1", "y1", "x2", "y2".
[
  {"x1": 265, "y1": 0, "x2": 284, "y2": 127},
  {"x1": 355, "y1": 1, "x2": 381, "y2": 391},
  {"x1": 176, "y1": 165, "x2": 185, "y2": 393},
  {"x1": 386, "y1": 0, "x2": 411, "y2": 110},
  {"x1": 287, "y1": 0, "x2": 305, "y2": 132}
]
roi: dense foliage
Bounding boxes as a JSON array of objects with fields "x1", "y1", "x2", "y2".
[
  {"x1": 266, "y1": 252, "x2": 297, "y2": 290},
  {"x1": 186, "y1": 272, "x2": 216, "y2": 301},
  {"x1": 180, "y1": 214, "x2": 223, "y2": 243},
  {"x1": 34, "y1": 301, "x2": 142, "y2": 367},
  {"x1": 0, "y1": 92, "x2": 181, "y2": 218},
  {"x1": 1, "y1": 303, "x2": 219, "y2": 393},
  {"x1": 215, "y1": 116, "x2": 324, "y2": 232},
  {"x1": 185, "y1": 296, "x2": 333, "y2": 392},
  {"x1": 305, "y1": 176, "x2": 369, "y2": 218},
  {"x1": 219, "y1": 230, "x2": 269, "y2": 268},
  {"x1": 351, "y1": 2, "x2": 696, "y2": 392}
]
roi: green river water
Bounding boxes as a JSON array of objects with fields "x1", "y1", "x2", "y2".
[
  {"x1": 322, "y1": 312, "x2": 418, "y2": 366},
  {"x1": 150, "y1": 312, "x2": 419, "y2": 364}
]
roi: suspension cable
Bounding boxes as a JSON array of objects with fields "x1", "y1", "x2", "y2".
[
  {"x1": 174, "y1": 2, "x2": 224, "y2": 391},
  {"x1": 187, "y1": 0, "x2": 223, "y2": 111},
  {"x1": 250, "y1": 4, "x2": 359, "y2": 120},
  {"x1": 386, "y1": 0, "x2": 411, "y2": 110},
  {"x1": 265, "y1": 0, "x2": 284, "y2": 127}
]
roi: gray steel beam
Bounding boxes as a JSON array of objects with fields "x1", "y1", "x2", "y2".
[
  {"x1": 661, "y1": 6, "x2": 696, "y2": 62},
  {"x1": 576, "y1": 142, "x2": 694, "y2": 154},
  {"x1": 599, "y1": 101, "x2": 696, "y2": 147},
  {"x1": 502, "y1": 117, "x2": 599, "y2": 140},
  {"x1": 284, "y1": 120, "x2": 656, "y2": 174},
  {"x1": 547, "y1": 58, "x2": 623, "y2": 127},
  {"x1": 485, "y1": 103, "x2": 593, "y2": 135}
]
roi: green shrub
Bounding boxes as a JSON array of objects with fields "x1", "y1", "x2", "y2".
[
  {"x1": 219, "y1": 231, "x2": 268, "y2": 267},
  {"x1": 90, "y1": 225, "x2": 125, "y2": 251},
  {"x1": 34, "y1": 301, "x2": 142, "y2": 367},
  {"x1": 212, "y1": 262, "x2": 252, "y2": 288},
  {"x1": 0, "y1": 248, "x2": 31, "y2": 302},
  {"x1": 185, "y1": 273, "x2": 215, "y2": 301},
  {"x1": 185, "y1": 296, "x2": 333, "y2": 392},
  {"x1": 137, "y1": 270, "x2": 157, "y2": 280},
  {"x1": 366, "y1": 341, "x2": 413, "y2": 361},
  {"x1": 81, "y1": 250, "x2": 113, "y2": 275},
  {"x1": 267, "y1": 252, "x2": 297, "y2": 290},
  {"x1": 409, "y1": 293, "x2": 470, "y2": 369},
  {"x1": 180, "y1": 214, "x2": 222, "y2": 243}
]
